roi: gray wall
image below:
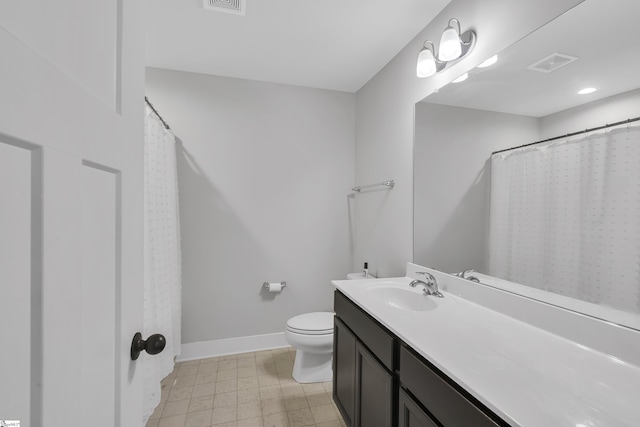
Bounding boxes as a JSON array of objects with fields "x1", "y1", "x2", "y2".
[
  {"x1": 353, "y1": 0, "x2": 584, "y2": 278},
  {"x1": 541, "y1": 88, "x2": 640, "y2": 138},
  {"x1": 413, "y1": 103, "x2": 539, "y2": 273},
  {"x1": 146, "y1": 68, "x2": 355, "y2": 344}
]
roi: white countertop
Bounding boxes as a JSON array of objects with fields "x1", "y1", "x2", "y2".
[{"x1": 332, "y1": 274, "x2": 640, "y2": 427}]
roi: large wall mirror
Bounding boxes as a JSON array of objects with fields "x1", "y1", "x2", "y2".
[{"x1": 413, "y1": 0, "x2": 640, "y2": 330}]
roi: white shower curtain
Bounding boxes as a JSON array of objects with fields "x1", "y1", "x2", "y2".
[
  {"x1": 143, "y1": 104, "x2": 182, "y2": 422},
  {"x1": 488, "y1": 125, "x2": 640, "y2": 312}
]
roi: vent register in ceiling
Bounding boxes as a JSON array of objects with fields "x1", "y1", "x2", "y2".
[
  {"x1": 203, "y1": 0, "x2": 245, "y2": 16},
  {"x1": 527, "y1": 52, "x2": 578, "y2": 73}
]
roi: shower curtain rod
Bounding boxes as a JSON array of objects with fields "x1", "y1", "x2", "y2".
[
  {"x1": 145, "y1": 96, "x2": 171, "y2": 130},
  {"x1": 492, "y1": 116, "x2": 640, "y2": 155}
]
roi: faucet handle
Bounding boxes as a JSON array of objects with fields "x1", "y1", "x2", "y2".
[{"x1": 416, "y1": 271, "x2": 436, "y2": 283}]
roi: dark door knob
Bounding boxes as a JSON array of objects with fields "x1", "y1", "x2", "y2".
[{"x1": 130, "y1": 332, "x2": 166, "y2": 360}]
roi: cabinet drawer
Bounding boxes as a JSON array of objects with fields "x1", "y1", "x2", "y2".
[
  {"x1": 334, "y1": 291, "x2": 395, "y2": 371},
  {"x1": 400, "y1": 346, "x2": 507, "y2": 427}
]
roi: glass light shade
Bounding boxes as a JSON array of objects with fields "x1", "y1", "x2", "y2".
[
  {"x1": 416, "y1": 48, "x2": 437, "y2": 78},
  {"x1": 439, "y1": 26, "x2": 461, "y2": 61}
]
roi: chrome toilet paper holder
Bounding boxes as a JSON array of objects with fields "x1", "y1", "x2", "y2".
[{"x1": 263, "y1": 281, "x2": 287, "y2": 289}]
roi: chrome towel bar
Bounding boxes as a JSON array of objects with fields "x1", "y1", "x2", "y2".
[{"x1": 352, "y1": 180, "x2": 395, "y2": 193}]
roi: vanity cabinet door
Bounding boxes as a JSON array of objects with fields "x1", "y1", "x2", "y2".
[
  {"x1": 334, "y1": 317, "x2": 356, "y2": 426},
  {"x1": 354, "y1": 341, "x2": 393, "y2": 427},
  {"x1": 398, "y1": 389, "x2": 438, "y2": 427}
]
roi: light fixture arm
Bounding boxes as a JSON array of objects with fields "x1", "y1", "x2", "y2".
[
  {"x1": 447, "y1": 18, "x2": 461, "y2": 36},
  {"x1": 446, "y1": 18, "x2": 476, "y2": 56}
]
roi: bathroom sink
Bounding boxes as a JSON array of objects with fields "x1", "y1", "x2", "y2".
[{"x1": 367, "y1": 286, "x2": 442, "y2": 311}]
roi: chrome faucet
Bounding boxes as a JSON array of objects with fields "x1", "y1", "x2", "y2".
[
  {"x1": 409, "y1": 272, "x2": 444, "y2": 298},
  {"x1": 455, "y1": 269, "x2": 480, "y2": 283}
]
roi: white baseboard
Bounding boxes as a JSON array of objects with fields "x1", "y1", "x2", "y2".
[{"x1": 177, "y1": 332, "x2": 289, "y2": 362}]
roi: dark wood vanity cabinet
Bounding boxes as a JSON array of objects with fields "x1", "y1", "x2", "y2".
[
  {"x1": 334, "y1": 290, "x2": 511, "y2": 427},
  {"x1": 333, "y1": 317, "x2": 356, "y2": 426},
  {"x1": 333, "y1": 291, "x2": 395, "y2": 427}
]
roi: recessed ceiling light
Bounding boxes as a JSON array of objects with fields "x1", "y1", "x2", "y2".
[
  {"x1": 578, "y1": 87, "x2": 597, "y2": 95},
  {"x1": 452, "y1": 73, "x2": 468, "y2": 83},
  {"x1": 477, "y1": 55, "x2": 498, "y2": 68}
]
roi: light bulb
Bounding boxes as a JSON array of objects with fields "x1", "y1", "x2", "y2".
[
  {"x1": 578, "y1": 87, "x2": 596, "y2": 95},
  {"x1": 417, "y1": 47, "x2": 437, "y2": 78},
  {"x1": 452, "y1": 73, "x2": 468, "y2": 83},
  {"x1": 439, "y1": 26, "x2": 461, "y2": 61},
  {"x1": 477, "y1": 55, "x2": 498, "y2": 68}
]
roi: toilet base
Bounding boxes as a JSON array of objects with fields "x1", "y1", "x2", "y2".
[{"x1": 291, "y1": 350, "x2": 333, "y2": 383}]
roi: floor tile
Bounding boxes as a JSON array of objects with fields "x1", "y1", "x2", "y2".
[
  {"x1": 148, "y1": 347, "x2": 344, "y2": 427},
  {"x1": 213, "y1": 391, "x2": 238, "y2": 408},
  {"x1": 237, "y1": 416, "x2": 262, "y2": 427},
  {"x1": 263, "y1": 412, "x2": 289, "y2": 427},
  {"x1": 287, "y1": 408, "x2": 315, "y2": 427},
  {"x1": 217, "y1": 368, "x2": 238, "y2": 381},
  {"x1": 163, "y1": 399, "x2": 191, "y2": 417},
  {"x1": 310, "y1": 404, "x2": 339, "y2": 423},
  {"x1": 158, "y1": 413, "x2": 187, "y2": 427},
  {"x1": 188, "y1": 395, "x2": 214, "y2": 413},
  {"x1": 283, "y1": 395, "x2": 308, "y2": 412},
  {"x1": 238, "y1": 367, "x2": 258, "y2": 378},
  {"x1": 237, "y1": 401, "x2": 262, "y2": 420},
  {"x1": 192, "y1": 382, "x2": 217, "y2": 397},
  {"x1": 184, "y1": 410, "x2": 213, "y2": 427},
  {"x1": 168, "y1": 386, "x2": 194, "y2": 402},
  {"x1": 237, "y1": 376, "x2": 259, "y2": 390},
  {"x1": 259, "y1": 385, "x2": 282, "y2": 401},
  {"x1": 174, "y1": 375, "x2": 197, "y2": 388},
  {"x1": 211, "y1": 405, "x2": 237, "y2": 425},
  {"x1": 305, "y1": 392, "x2": 331, "y2": 407},
  {"x1": 237, "y1": 388, "x2": 261, "y2": 404},
  {"x1": 177, "y1": 365, "x2": 199, "y2": 377},
  {"x1": 260, "y1": 397, "x2": 286, "y2": 416}
]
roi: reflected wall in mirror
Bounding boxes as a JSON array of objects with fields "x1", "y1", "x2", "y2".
[{"x1": 413, "y1": 0, "x2": 640, "y2": 330}]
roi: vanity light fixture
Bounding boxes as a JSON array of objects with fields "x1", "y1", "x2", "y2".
[
  {"x1": 477, "y1": 54, "x2": 498, "y2": 68},
  {"x1": 578, "y1": 87, "x2": 597, "y2": 95},
  {"x1": 416, "y1": 18, "x2": 476, "y2": 78}
]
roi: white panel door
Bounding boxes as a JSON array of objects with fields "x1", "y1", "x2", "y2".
[{"x1": 0, "y1": 1, "x2": 146, "y2": 426}]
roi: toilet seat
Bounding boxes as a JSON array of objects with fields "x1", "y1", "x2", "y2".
[{"x1": 286, "y1": 312, "x2": 334, "y2": 335}]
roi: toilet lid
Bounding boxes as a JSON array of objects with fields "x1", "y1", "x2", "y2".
[{"x1": 286, "y1": 312, "x2": 334, "y2": 335}]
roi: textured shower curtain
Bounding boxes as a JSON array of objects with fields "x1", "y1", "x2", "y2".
[
  {"x1": 143, "y1": 104, "x2": 182, "y2": 422},
  {"x1": 488, "y1": 126, "x2": 640, "y2": 312}
]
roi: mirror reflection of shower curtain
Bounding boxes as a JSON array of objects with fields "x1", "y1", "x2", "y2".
[
  {"x1": 143, "y1": 105, "x2": 182, "y2": 422},
  {"x1": 488, "y1": 126, "x2": 640, "y2": 312}
]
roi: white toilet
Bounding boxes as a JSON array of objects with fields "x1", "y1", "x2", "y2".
[
  {"x1": 285, "y1": 272, "x2": 371, "y2": 383},
  {"x1": 285, "y1": 311, "x2": 334, "y2": 383}
]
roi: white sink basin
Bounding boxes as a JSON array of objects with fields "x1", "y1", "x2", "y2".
[{"x1": 368, "y1": 286, "x2": 445, "y2": 311}]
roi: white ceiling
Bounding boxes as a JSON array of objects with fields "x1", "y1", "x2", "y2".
[
  {"x1": 422, "y1": 0, "x2": 640, "y2": 117},
  {"x1": 145, "y1": 0, "x2": 451, "y2": 93}
]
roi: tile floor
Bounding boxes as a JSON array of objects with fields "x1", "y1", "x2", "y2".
[{"x1": 146, "y1": 347, "x2": 346, "y2": 427}]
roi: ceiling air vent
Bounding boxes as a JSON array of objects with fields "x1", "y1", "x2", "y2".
[
  {"x1": 527, "y1": 52, "x2": 578, "y2": 73},
  {"x1": 203, "y1": 0, "x2": 246, "y2": 16}
]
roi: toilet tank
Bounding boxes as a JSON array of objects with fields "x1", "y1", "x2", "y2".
[{"x1": 347, "y1": 272, "x2": 376, "y2": 280}]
